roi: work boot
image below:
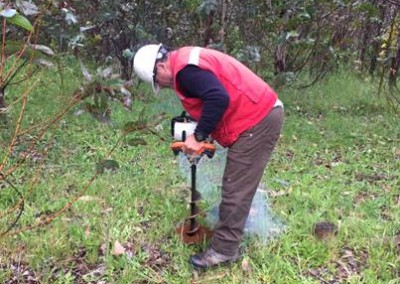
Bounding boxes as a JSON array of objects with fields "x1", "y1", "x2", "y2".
[{"x1": 189, "y1": 247, "x2": 239, "y2": 270}]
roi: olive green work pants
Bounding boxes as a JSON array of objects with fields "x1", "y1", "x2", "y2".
[{"x1": 210, "y1": 106, "x2": 284, "y2": 256}]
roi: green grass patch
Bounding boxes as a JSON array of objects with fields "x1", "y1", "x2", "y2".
[{"x1": 0, "y1": 63, "x2": 399, "y2": 283}]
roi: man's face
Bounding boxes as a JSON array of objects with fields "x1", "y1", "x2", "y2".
[{"x1": 154, "y1": 60, "x2": 173, "y2": 89}]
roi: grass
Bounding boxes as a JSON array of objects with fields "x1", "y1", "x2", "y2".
[{"x1": 0, "y1": 60, "x2": 399, "y2": 283}]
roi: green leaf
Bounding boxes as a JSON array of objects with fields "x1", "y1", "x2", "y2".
[{"x1": 7, "y1": 14, "x2": 33, "y2": 32}]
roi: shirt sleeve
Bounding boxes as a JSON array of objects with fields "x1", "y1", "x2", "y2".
[{"x1": 176, "y1": 65, "x2": 230, "y2": 138}]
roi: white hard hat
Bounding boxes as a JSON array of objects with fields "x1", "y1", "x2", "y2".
[{"x1": 133, "y1": 43, "x2": 162, "y2": 93}]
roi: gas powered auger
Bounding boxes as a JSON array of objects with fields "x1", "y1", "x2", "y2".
[{"x1": 170, "y1": 112, "x2": 216, "y2": 244}]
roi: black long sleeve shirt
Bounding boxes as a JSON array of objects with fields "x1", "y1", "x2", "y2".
[{"x1": 176, "y1": 65, "x2": 230, "y2": 138}]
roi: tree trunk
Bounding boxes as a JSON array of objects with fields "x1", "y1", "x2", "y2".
[
  {"x1": 359, "y1": 15, "x2": 371, "y2": 69},
  {"x1": 369, "y1": 6, "x2": 384, "y2": 76},
  {"x1": 203, "y1": 12, "x2": 215, "y2": 47},
  {"x1": 388, "y1": 24, "x2": 400, "y2": 88},
  {"x1": 274, "y1": 9, "x2": 290, "y2": 75},
  {"x1": 274, "y1": 43, "x2": 287, "y2": 74}
]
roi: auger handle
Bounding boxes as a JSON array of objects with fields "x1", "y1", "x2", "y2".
[{"x1": 170, "y1": 141, "x2": 216, "y2": 159}]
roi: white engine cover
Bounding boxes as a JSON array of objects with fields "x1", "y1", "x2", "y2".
[{"x1": 173, "y1": 121, "x2": 197, "y2": 141}]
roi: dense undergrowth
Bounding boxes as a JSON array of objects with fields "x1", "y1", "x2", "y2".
[{"x1": 0, "y1": 61, "x2": 399, "y2": 283}]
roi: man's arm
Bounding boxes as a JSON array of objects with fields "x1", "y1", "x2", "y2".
[{"x1": 177, "y1": 65, "x2": 230, "y2": 140}]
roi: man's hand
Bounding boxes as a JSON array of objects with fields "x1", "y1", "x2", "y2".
[{"x1": 183, "y1": 134, "x2": 205, "y2": 160}]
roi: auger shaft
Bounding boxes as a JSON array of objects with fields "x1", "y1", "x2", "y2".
[{"x1": 186, "y1": 163, "x2": 200, "y2": 235}]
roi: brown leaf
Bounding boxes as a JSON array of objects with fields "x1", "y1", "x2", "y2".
[
  {"x1": 78, "y1": 195, "x2": 102, "y2": 202},
  {"x1": 85, "y1": 226, "x2": 91, "y2": 237},
  {"x1": 241, "y1": 258, "x2": 252, "y2": 273},
  {"x1": 394, "y1": 234, "x2": 400, "y2": 254},
  {"x1": 100, "y1": 243, "x2": 107, "y2": 256},
  {"x1": 113, "y1": 240, "x2": 126, "y2": 256},
  {"x1": 264, "y1": 188, "x2": 292, "y2": 197}
]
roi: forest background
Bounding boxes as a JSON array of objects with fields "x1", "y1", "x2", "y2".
[{"x1": 0, "y1": 1, "x2": 399, "y2": 283}]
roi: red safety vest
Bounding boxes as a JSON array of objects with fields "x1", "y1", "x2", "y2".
[{"x1": 169, "y1": 46, "x2": 278, "y2": 147}]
